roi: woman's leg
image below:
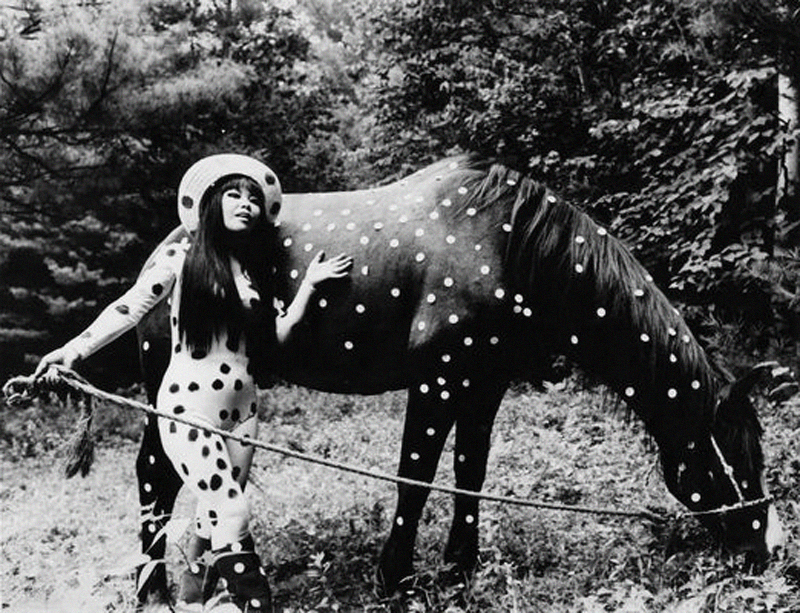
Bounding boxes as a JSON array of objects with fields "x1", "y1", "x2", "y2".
[
  {"x1": 226, "y1": 414, "x2": 257, "y2": 489},
  {"x1": 159, "y1": 414, "x2": 269, "y2": 611},
  {"x1": 211, "y1": 415, "x2": 271, "y2": 611},
  {"x1": 158, "y1": 416, "x2": 251, "y2": 548}
]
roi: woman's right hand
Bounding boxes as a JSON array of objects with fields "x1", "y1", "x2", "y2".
[
  {"x1": 34, "y1": 345, "x2": 81, "y2": 384},
  {"x1": 304, "y1": 251, "x2": 353, "y2": 288}
]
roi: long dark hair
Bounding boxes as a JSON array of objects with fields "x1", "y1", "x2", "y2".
[{"x1": 178, "y1": 175, "x2": 278, "y2": 363}]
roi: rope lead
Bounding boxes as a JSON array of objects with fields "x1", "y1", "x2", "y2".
[{"x1": 3, "y1": 367, "x2": 769, "y2": 522}]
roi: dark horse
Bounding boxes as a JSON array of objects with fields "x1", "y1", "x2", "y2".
[{"x1": 134, "y1": 155, "x2": 784, "y2": 602}]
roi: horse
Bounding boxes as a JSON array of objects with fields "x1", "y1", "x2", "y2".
[{"x1": 133, "y1": 154, "x2": 785, "y2": 602}]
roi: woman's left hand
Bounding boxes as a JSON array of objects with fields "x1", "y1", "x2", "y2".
[{"x1": 304, "y1": 251, "x2": 353, "y2": 288}]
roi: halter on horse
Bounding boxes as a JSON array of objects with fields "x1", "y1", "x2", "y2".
[{"x1": 134, "y1": 155, "x2": 784, "y2": 601}]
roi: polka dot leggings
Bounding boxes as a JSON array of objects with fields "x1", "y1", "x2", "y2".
[{"x1": 158, "y1": 412, "x2": 257, "y2": 549}]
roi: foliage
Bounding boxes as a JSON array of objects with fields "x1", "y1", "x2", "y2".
[
  {"x1": 0, "y1": 0, "x2": 367, "y2": 380},
  {"x1": 2, "y1": 0, "x2": 799, "y2": 379},
  {"x1": 356, "y1": 0, "x2": 799, "y2": 358},
  {"x1": 2, "y1": 382, "x2": 798, "y2": 611}
]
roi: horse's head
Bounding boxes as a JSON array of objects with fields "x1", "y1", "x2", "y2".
[{"x1": 661, "y1": 363, "x2": 785, "y2": 564}]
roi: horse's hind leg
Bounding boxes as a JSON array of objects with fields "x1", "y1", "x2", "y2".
[
  {"x1": 377, "y1": 386, "x2": 456, "y2": 595},
  {"x1": 444, "y1": 378, "x2": 506, "y2": 580},
  {"x1": 136, "y1": 416, "x2": 183, "y2": 604},
  {"x1": 135, "y1": 339, "x2": 183, "y2": 605}
]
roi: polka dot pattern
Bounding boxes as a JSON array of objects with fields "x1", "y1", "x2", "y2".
[{"x1": 139, "y1": 159, "x2": 727, "y2": 574}]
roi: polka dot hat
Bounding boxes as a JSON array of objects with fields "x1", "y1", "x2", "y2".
[{"x1": 177, "y1": 153, "x2": 282, "y2": 232}]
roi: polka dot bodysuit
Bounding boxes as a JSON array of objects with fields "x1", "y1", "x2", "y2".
[{"x1": 67, "y1": 238, "x2": 263, "y2": 548}]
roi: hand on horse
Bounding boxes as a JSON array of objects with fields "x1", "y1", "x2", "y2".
[{"x1": 304, "y1": 251, "x2": 353, "y2": 288}]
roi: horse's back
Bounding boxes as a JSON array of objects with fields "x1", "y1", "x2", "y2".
[
  {"x1": 274, "y1": 157, "x2": 516, "y2": 392},
  {"x1": 138, "y1": 156, "x2": 518, "y2": 395}
]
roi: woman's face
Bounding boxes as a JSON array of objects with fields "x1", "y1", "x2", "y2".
[{"x1": 220, "y1": 183, "x2": 263, "y2": 233}]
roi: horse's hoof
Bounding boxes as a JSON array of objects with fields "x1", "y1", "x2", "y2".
[
  {"x1": 438, "y1": 561, "x2": 473, "y2": 589},
  {"x1": 374, "y1": 562, "x2": 415, "y2": 597},
  {"x1": 443, "y1": 543, "x2": 478, "y2": 581},
  {"x1": 377, "y1": 539, "x2": 416, "y2": 596}
]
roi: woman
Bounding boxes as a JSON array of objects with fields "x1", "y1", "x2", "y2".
[{"x1": 34, "y1": 154, "x2": 353, "y2": 612}]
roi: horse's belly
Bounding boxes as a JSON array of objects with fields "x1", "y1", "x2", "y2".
[{"x1": 274, "y1": 304, "x2": 413, "y2": 394}]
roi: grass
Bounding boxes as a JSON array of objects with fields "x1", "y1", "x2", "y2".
[{"x1": 1, "y1": 379, "x2": 798, "y2": 612}]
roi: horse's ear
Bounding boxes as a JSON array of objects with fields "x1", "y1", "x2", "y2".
[{"x1": 722, "y1": 361, "x2": 780, "y2": 405}]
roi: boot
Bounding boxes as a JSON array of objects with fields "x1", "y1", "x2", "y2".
[
  {"x1": 176, "y1": 536, "x2": 219, "y2": 610},
  {"x1": 213, "y1": 538, "x2": 272, "y2": 612}
]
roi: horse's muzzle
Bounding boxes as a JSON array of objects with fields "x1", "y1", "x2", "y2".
[{"x1": 765, "y1": 503, "x2": 786, "y2": 556}]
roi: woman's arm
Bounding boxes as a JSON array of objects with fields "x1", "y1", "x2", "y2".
[
  {"x1": 275, "y1": 251, "x2": 352, "y2": 344},
  {"x1": 34, "y1": 244, "x2": 185, "y2": 378}
]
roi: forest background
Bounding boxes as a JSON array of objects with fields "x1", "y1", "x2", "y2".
[
  {"x1": 2, "y1": 0, "x2": 799, "y2": 386},
  {"x1": 3, "y1": 2, "x2": 800, "y2": 611}
]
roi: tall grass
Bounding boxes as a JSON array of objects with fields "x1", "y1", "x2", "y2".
[{"x1": 1, "y1": 380, "x2": 798, "y2": 612}]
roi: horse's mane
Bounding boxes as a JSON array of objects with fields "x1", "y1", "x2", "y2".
[{"x1": 455, "y1": 157, "x2": 724, "y2": 442}]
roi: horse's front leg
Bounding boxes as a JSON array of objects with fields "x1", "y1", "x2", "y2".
[
  {"x1": 378, "y1": 385, "x2": 456, "y2": 595},
  {"x1": 136, "y1": 414, "x2": 183, "y2": 604},
  {"x1": 443, "y1": 378, "x2": 506, "y2": 580}
]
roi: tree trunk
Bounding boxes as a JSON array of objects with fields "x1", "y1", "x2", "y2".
[{"x1": 777, "y1": 71, "x2": 800, "y2": 245}]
